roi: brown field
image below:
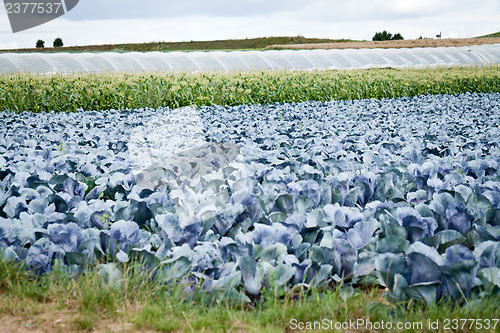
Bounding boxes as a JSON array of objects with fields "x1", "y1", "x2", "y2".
[{"x1": 265, "y1": 37, "x2": 500, "y2": 50}]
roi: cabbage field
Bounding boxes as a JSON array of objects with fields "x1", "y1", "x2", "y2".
[{"x1": 1, "y1": 91, "x2": 499, "y2": 307}]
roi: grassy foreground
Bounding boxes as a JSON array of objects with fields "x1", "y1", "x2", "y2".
[
  {"x1": 0, "y1": 65, "x2": 499, "y2": 112},
  {"x1": 1, "y1": 260, "x2": 499, "y2": 333}
]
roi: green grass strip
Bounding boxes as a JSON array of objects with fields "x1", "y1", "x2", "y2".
[
  {"x1": 0, "y1": 65, "x2": 499, "y2": 112},
  {"x1": 1, "y1": 259, "x2": 499, "y2": 332}
]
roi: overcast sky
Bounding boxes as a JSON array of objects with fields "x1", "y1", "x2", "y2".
[{"x1": 0, "y1": 0, "x2": 498, "y2": 49}]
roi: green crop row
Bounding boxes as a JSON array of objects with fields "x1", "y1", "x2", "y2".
[{"x1": 1, "y1": 65, "x2": 499, "y2": 112}]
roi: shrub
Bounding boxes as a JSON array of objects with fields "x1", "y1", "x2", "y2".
[
  {"x1": 36, "y1": 39, "x2": 45, "y2": 48},
  {"x1": 372, "y1": 31, "x2": 404, "y2": 41},
  {"x1": 373, "y1": 30, "x2": 392, "y2": 41},
  {"x1": 392, "y1": 33, "x2": 404, "y2": 40},
  {"x1": 53, "y1": 38, "x2": 64, "y2": 48}
]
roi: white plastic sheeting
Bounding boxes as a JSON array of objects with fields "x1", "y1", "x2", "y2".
[{"x1": 0, "y1": 44, "x2": 499, "y2": 74}]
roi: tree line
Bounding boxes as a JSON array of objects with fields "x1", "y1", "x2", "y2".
[
  {"x1": 36, "y1": 38, "x2": 64, "y2": 48},
  {"x1": 372, "y1": 30, "x2": 404, "y2": 41}
]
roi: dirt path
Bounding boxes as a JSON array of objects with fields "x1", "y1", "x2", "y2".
[
  {"x1": 265, "y1": 38, "x2": 500, "y2": 50},
  {"x1": 0, "y1": 313, "x2": 154, "y2": 333}
]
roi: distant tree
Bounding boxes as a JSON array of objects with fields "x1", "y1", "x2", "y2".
[
  {"x1": 372, "y1": 30, "x2": 392, "y2": 41},
  {"x1": 53, "y1": 38, "x2": 63, "y2": 47},
  {"x1": 36, "y1": 39, "x2": 45, "y2": 48},
  {"x1": 372, "y1": 31, "x2": 404, "y2": 41},
  {"x1": 392, "y1": 33, "x2": 404, "y2": 40}
]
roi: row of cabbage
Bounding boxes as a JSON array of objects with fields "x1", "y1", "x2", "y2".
[{"x1": 1, "y1": 92, "x2": 499, "y2": 304}]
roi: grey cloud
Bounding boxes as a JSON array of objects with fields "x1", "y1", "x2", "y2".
[
  {"x1": 64, "y1": 0, "x2": 305, "y2": 21},
  {"x1": 58, "y1": 0, "x2": 500, "y2": 30},
  {"x1": 292, "y1": 0, "x2": 498, "y2": 23}
]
